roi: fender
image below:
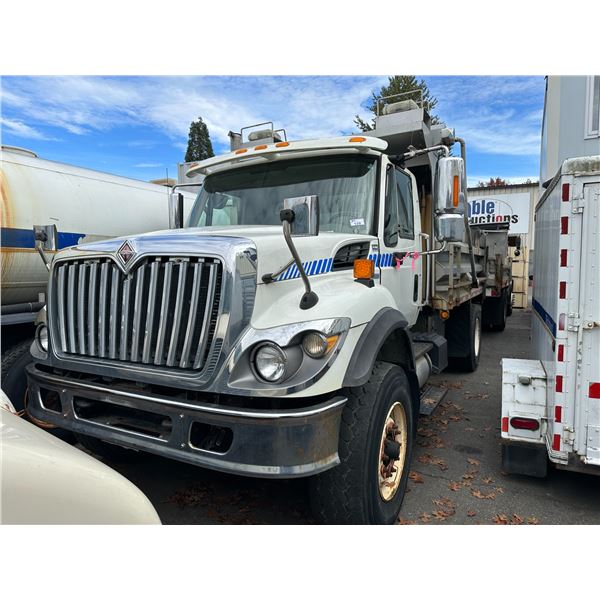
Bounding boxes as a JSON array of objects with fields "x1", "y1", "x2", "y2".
[{"x1": 343, "y1": 307, "x2": 420, "y2": 423}]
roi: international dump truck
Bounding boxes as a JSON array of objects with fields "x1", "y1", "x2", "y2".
[{"x1": 25, "y1": 94, "x2": 511, "y2": 523}]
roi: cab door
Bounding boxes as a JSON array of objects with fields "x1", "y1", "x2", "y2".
[{"x1": 378, "y1": 162, "x2": 421, "y2": 326}]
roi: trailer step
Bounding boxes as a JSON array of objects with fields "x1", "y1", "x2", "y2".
[{"x1": 419, "y1": 385, "x2": 447, "y2": 416}]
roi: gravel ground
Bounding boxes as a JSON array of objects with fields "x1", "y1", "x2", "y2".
[{"x1": 101, "y1": 308, "x2": 600, "y2": 525}]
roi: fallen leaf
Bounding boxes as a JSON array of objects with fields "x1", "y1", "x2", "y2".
[
  {"x1": 492, "y1": 514, "x2": 510, "y2": 525},
  {"x1": 482, "y1": 477, "x2": 494, "y2": 484},
  {"x1": 433, "y1": 497, "x2": 455, "y2": 509},
  {"x1": 462, "y1": 472, "x2": 475, "y2": 480},
  {"x1": 511, "y1": 514, "x2": 524, "y2": 525},
  {"x1": 398, "y1": 518, "x2": 416, "y2": 525},
  {"x1": 527, "y1": 517, "x2": 540, "y2": 525},
  {"x1": 467, "y1": 458, "x2": 481, "y2": 466},
  {"x1": 448, "y1": 481, "x2": 462, "y2": 491},
  {"x1": 432, "y1": 509, "x2": 455, "y2": 521},
  {"x1": 471, "y1": 489, "x2": 496, "y2": 500},
  {"x1": 431, "y1": 457, "x2": 448, "y2": 471},
  {"x1": 418, "y1": 454, "x2": 432, "y2": 464},
  {"x1": 409, "y1": 471, "x2": 424, "y2": 484},
  {"x1": 419, "y1": 512, "x2": 432, "y2": 523},
  {"x1": 467, "y1": 510, "x2": 477, "y2": 518},
  {"x1": 495, "y1": 487, "x2": 505, "y2": 494}
]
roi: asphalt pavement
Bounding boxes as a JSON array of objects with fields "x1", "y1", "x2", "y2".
[{"x1": 101, "y1": 308, "x2": 600, "y2": 525}]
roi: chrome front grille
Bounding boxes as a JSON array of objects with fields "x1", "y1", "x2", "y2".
[{"x1": 51, "y1": 256, "x2": 223, "y2": 372}]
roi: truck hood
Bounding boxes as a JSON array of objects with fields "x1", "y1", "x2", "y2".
[{"x1": 72, "y1": 225, "x2": 377, "y2": 283}]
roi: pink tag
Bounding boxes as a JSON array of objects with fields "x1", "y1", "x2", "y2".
[{"x1": 411, "y1": 251, "x2": 420, "y2": 271}]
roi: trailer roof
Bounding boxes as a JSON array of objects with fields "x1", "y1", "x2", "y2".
[{"x1": 186, "y1": 136, "x2": 388, "y2": 177}]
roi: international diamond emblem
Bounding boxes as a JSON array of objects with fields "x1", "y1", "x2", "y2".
[{"x1": 117, "y1": 241, "x2": 135, "y2": 265}]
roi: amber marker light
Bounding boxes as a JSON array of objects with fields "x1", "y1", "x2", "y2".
[
  {"x1": 452, "y1": 175, "x2": 460, "y2": 207},
  {"x1": 354, "y1": 258, "x2": 375, "y2": 280},
  {"x1": 235, "y1": 148, "x2": 248, "y2": 154},
  {"x1": 440, "y1": 309, "x2": 450, "y2": 320},
  {"x1": 349, "y1": 136, "x2": 366, "y2": 143},
  {"x1": 253, "y1": 144, "x2": 268, "y2": 150},
  {"x1": 275, "y1": 141, "x2": 290, "y2": 147}
]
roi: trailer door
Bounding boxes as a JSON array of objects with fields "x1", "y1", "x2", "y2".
[{"x1": 579, "y1": 182, "x2": 600, "y2": 465}]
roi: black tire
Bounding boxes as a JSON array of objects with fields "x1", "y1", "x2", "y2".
[
  {"x1": 76, "y1": 433, "x2": 140, "y2": 462},
  {"x1": 446, "y1": 302, "x2": 482, "y2": 372},
  {"x1": 506, "y1": 285, "x2": 513, "y2": 317},
  {"x1": 309, "y1": 362, "x2": 414, "y2": 525},
  {"x1": 1, "y1": 338, "x2": 34, "y2": 411}
]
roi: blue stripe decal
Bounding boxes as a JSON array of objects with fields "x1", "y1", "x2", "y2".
[
  {"x1": 532, "y1": 297, "x2": 557, "y2": 338},
  {"x1": 1, "y1": 227, "x2": 85, "y2": 250},
  {"x1": 274, "y1": 255, "x2": 334, "y2": 281}
]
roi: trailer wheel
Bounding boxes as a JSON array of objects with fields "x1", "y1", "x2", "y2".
[
  {"x1": 1, "y1": 339, "x2": 34, "y2": 412},
  {"x1": 76, "y1": 434, "x2": 140, "y2": 463},
  {"x1": 309, "y1": 361, "x2": 414, "y2": 524},
  {"x1": 446, "y1": 302, "x2": 482, "y2": 372}
]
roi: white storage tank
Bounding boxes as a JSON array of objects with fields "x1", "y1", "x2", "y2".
[{"x1": 1, "y1": 146, "x2": 193, "y2": 307}]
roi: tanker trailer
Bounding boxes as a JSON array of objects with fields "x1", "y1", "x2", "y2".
[{"x1": 1, "y1": 145, "x2": 193, "y2": 407}]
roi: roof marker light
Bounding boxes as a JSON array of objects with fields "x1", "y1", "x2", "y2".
[
  {"x1": 349, "y1": 136, "x2": 366, "y2": 143},
  {"x1": 254, "y1": 144, "x2": 268, "y2": 151},
  {"x1": 275, "y1": 141, "x2": 290, "y2": 148},
  {"x1": 235, "y1": 148, "x2": 248, "y2": 155}
]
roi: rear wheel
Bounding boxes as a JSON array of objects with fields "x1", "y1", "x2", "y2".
[
  {"x1": 309, "y1": 362, "x2": 414, "y2": 524},
  {"x1": 446, "y1": 301, "x2": 482, "y2": 372}
]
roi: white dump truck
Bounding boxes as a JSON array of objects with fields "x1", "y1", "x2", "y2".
[
  {"x1": 25, "y1": 95, "x2": 511, "y2": 524},
  {"x1": 501, "y1": 155, "x2": 600, "y2": 476},
  {"x1": 0, "y1": 145, "x2": 192, "y2": 408}
]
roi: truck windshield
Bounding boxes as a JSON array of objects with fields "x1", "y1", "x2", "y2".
[{"x1": 188, "y1": 154, "x2": 377, "y2": 234}]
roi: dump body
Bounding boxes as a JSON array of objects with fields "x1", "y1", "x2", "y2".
[{"x1": 501, "y1": 156, "x2": 600, "y2": 473}]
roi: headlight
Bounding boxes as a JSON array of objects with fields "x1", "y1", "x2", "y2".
[
  {"x1": 253, "y1": 343, "x2": 287, "y2": 382},
  {"x1": 302, "y1": 332, "x2": 339, "y2": 358},
  {"x1": 35, "y1": 323, "x2": 49, "y2": 352}
]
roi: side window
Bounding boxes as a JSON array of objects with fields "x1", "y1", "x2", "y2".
[
  {"x1": 384, "y1": 166, "x2": 399, "y2": 247},
  {"x1": 384, "y1": 166, "x2": 414, "y2": 247},
  {"x1": 395, "y1": 169, "x2": 414, "y2": 239}
]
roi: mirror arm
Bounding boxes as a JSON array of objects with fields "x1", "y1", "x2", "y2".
[
  {"x1": 280, "y1": 209, "x2": 318, "y2": 310},
  {"x1": 261, "y1": 258, "x2": 295, "y2": 284},
  {"x1": 35, "y1": 241, "x2": 51, "y2": 272}
]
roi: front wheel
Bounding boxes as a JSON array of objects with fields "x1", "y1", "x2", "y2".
[{"x1": 309, "y1": 362, "x2": 414, "y2": 524}]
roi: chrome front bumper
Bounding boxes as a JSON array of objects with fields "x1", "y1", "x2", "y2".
[{"x1": 26, "y1": 364, "x2": 346, "y2": 478}]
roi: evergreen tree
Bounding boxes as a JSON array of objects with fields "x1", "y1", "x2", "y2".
[
  {"x1": 185, "y1": 117, "x2": 214, "y2": 162},
  {"x1": 354, "y1": 76, "x2": 440, "y2": 131}
]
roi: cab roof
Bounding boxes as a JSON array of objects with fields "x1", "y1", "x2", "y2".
[{"x1": 186, "y1": 136, "x2": 388, "y2": 177}]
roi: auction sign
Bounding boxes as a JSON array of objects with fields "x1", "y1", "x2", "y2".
[{"x1": 467, "y1": 192, "x2": 530, "y2": 234}]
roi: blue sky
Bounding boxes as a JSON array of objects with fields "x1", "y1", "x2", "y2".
[{"x1": 0, "y1": 76, "x2": 545, "y2": 186}]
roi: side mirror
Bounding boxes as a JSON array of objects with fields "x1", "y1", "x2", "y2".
[
  {"x1": 33, "y1": 224, "x2": 58, "y2": 271},
  {"x1": 282, "y1": 195, "x2": 319, "y2": 237},
  {"x1": 434, "y1": 156, "x2": 466, "y2": 242},
  {"x1": 169, "y1": 192, "x2": 184, "y2": 229},
  {"x1": 33, "y1": 224, "x2": 57, "y2": 251}
]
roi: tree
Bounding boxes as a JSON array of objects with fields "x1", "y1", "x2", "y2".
[
  {"x1": 354, "y1": 76, "x2": 440, "y2": 132},
  {"x1": 185, "y1": 117, "x2": 214, "y2": 162},
  {"x1": 477, "y1": 177, "x2": 509, "y2": 188}
]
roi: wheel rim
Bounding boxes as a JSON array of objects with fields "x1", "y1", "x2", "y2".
[
  {"x1": 474, "y1": 317, "x2": 481, "y2": 358},
  {"x1": 378, "y1": 402, "x2": 408, "y2": 502}
]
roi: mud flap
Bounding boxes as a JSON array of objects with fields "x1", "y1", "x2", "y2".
[{"x1": 501, "y1": 441, "x2": 548, "y2": 478}]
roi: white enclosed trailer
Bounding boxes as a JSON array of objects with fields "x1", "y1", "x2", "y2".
[{"x1": 501, "y1": 156, "x2": 600, "y2": 475}]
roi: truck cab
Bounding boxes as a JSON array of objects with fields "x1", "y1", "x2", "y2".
[{"x1": 26, "y1": 100, "x2": 497, "y2": 524}]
